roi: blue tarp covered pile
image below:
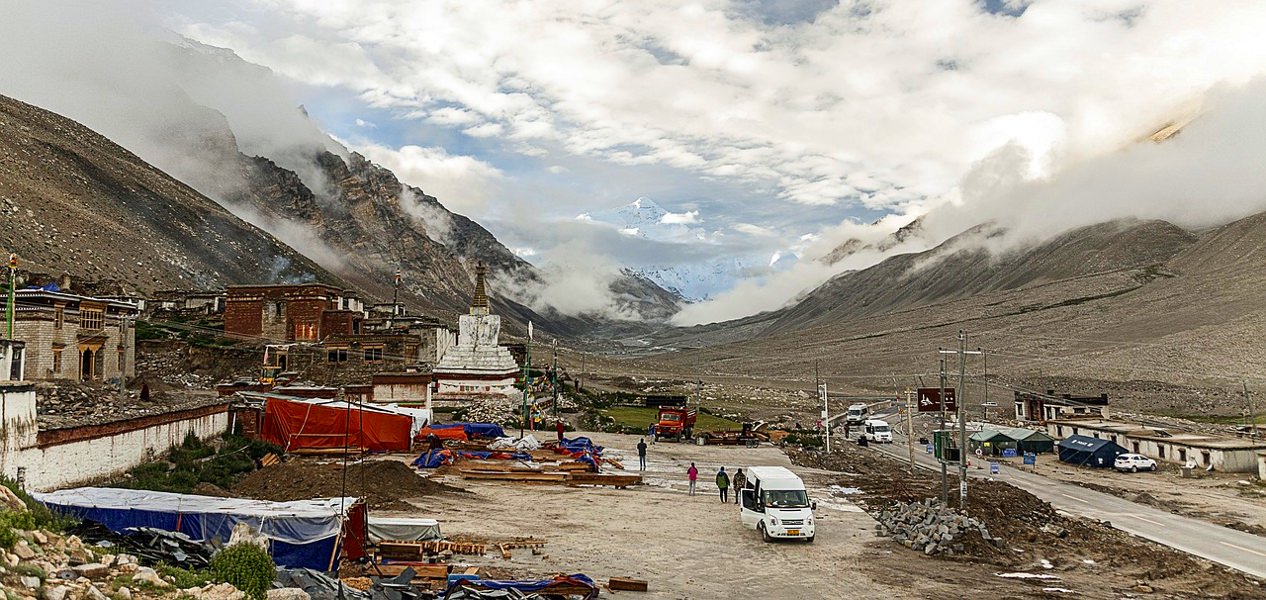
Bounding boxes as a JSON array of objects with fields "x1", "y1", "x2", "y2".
[
  {"x1": 556, "y1": 437, "x2": 605, "y2": 470},
  {"x1": 444, "y1": 573, "x2": 598, "y2": 599},
  {"x1": 34, "y1": 487, "x2": 361, "y2": 570},
  {"x1": 414, "y1": 448, "x2": 455, "y2": 469},
  {"x1": 432, "y1": 422, "x2": 507, "y2": 439}
]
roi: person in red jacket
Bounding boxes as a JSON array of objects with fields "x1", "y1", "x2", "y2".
[
  {"x1": 555, "y1": 419, "x2": 565, "y2": 442},
  {"x1": 687, "y1": 463, "x2": 699, "y2": 496}
]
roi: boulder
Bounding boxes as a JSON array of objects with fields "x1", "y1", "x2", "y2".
[
  {"x1": 132, "y1": 567, "x2": 169, "y2": 588},
  {"x1": 42, "y1": 586, "x2": 68, "y2": 600},
  {"x1": 0, "y1": 485, "x2": 28, "y2": 512},
  {"x1": 20, "y1": 575, "x2": 41, "y2": 589},
  {"x1": 14, "y1": 541, "x2": 36, "y2": 560},
  {"x1": 72, "y1": 563, "x2": 110, "y2": 579},
  {"x1": 267, "y1": 588, "x2": 312, "y2": 600}
]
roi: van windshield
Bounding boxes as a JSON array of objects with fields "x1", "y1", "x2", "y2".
[
  {"x1": 873, "y1": 425, "x2": 890, "y2": 433},
  {"x1": 763, "y1": 489, "x2": 809, "y2": 508}
]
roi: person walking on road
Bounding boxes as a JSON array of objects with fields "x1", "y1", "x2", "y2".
[
  {"x1": 716, "y1": 467, "x2": 730, "y2": 503},
  {"x1": 648, "y1": 422, "x2": 657, "y2": 443},
  {"x1": 731, "y1": 468, "x2": 746, "y2": 505},
  {"x1": 637, "y1": 438, "x2": 648, "y2": 470},
  {"x1": 687, "y1": 463, "x2": 699, "y2": 496}
]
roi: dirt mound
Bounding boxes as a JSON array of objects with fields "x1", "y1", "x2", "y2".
[
  {"x1": 191, "y1": 482, "x2": 234, "y2": 497},
  {"x1": 790, "y1": 446, "x2": 1266, "y2": 598},
  {"x1": 232, "y1": 459, "x2": 466, "y2": 510}
]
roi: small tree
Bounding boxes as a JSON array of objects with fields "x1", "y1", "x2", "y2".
[{"x1": 210, "y1": 542, "x2": 275, "y2": 600}]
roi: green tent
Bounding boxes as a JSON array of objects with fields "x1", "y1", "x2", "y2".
[
  {"x1": 969, "y1": 429, "x2": 1018, "y2": 456},
  {"x1": 999, "y1": 426, "x2": 1056, "y2": 454}
]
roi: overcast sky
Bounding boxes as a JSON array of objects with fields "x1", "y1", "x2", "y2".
[{"x1": 9, "y1": 0, "x2": 1266, "y2": 323}]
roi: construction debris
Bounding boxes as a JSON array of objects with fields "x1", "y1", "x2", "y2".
[
  {"x1": 875, "y1": 499, "x2": 997, "y2": 556},
  {"x1": 607, "y1": 577, "x2": 648, "y2": 592}
]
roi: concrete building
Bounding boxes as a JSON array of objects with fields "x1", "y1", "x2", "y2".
[
  {"x1": 371, "y1": 372, "x2": 432, "y2": 408},
  {"x1": 1015, "y1": 390, "x2": 1110, "y2": 422},
  {"x1": 1046, "y1": 419, "x2": 1266, "y2": 473},
  {"x1": 148, "y1": 290, "x2": 225, "y2": 314},
  {"x1": 224, "y1": 283, "x2": 364, "y2": 341},
  {"x1": 13, "y1": 289, "x2": 139, "y2": 382},
  {"x1": 432, "y1": 264, "x2": 520, "y2": 397},
  {"x1": 0, "y1": 338, "x2": 229, "y2": 491}
]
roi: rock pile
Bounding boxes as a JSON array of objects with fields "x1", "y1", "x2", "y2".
[
  {"x1": 875, "y1": 499, "x2": 999, "y2": 556},
  {"x1": 0, "y1": 526, "x2": 311, "y2": 600}
]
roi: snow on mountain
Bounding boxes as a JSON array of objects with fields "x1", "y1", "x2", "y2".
[{"x1": 581, "y1": 197, "x2": 796, "y2": 301}]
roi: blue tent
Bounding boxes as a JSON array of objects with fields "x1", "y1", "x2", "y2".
[
  {"x1": 34, "y1": 488, "x2": 361, "y2": 570},
  {"x1": 1057, "y1": 435, "x2": 1126, "y2": 468}
]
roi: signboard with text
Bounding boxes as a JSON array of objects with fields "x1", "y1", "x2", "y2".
[{"x1": 916, "y1": 388, "x2": 957, "y2": 413}]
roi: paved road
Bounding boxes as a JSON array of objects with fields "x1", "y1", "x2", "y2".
[{"x1": 859, "y1": 425, "x2": 1266, "y2": 579}]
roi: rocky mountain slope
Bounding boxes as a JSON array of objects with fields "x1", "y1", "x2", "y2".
[
  {"x1": 0, "y1": 94, "x2": 337, "y2": 292},
  {"x1": 635, "y1": 212, "x2": 1266, "y2": 414}
]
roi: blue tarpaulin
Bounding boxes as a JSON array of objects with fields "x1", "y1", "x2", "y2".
[
  {"x1": 444, "y1": 573, "x2": 597, "y2": 599},
  {"x1": 429, "y1": 422, "x2": 506, "y2": 439},
  {"x1": 34, "y1": 488, "x2": 360, "y2": 570},
  {"x1": 414, "y1": 448, "x2": 454, "y2": 469}
]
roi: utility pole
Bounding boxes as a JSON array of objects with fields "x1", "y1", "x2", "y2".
[
  {"x1": 980, "y1": 348, "x2": 988, "y2": 422},
  {"x1": 940, "y1": 331, "x2": 981, "y2": 510},
  {"x1": 905, "y1": 387, "x2": 916, "y2": 474},
  {"x1": 822, "y1": 382, "x2": 830, "y2": 454},
  {"x1": 5, "y1": 253, "x2": 15, "y2": 340},
  {"x1": 521, "y1": 322, "x2": 533, "y2": 438},
  {"x1": 1244, "y1": 382, "x2": 1258, "y2": 440},
  {"x1": 118, "y1": 315, "x2": 132, "y2": 402},
  {"x1": 551, "y1": 339, "x2": 559, "y2": 418},
  {"x1": 938, "y1": 354, "x2": 948, "y2": 505}
]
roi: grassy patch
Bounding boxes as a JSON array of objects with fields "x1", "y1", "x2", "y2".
[
  {"x1": 156, "y1": 565, "x2": 214, "y2": 589},
  {"x1": 0, "y1": 477, "x2": 76, "y2": 532},
  {"x1": 599, "y1": 406, "x2": 742, "y2": 433},
  {"x1": 11, "y1": 563, "x2": 46, "y2": 580},
  {"x1": 111, "y1": 433, "x2": 281, "y2": 494}
]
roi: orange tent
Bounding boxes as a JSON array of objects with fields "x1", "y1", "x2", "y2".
[{"x1": 262, "y1": 396, "x2": 413, "y2": 452}]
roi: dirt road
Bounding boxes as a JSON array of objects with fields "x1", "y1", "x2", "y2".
[{"x1": 383, "y1": 432, "x2": 1129, "y2": 598}]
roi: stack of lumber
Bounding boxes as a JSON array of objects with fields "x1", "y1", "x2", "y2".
[{"x1": 377, "y1": 540, "x2": 488, "y2": 559}]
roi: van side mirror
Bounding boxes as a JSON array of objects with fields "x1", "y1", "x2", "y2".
[{"x1": 811, "y1": 499, "x2": 817, "y2": 511}]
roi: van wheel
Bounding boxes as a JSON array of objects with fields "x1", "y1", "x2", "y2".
[
  {"x1": 805, "y1": 535, "x2": 815, "y2": 543},
  {"x1": 1131, "y1": 466, "x2": 1138, "y2": 473},
  {"x1": 759, "y1": 522, "x2": 772, "y2": 543}
]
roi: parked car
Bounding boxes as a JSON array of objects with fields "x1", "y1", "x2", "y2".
[{"x1": 1114, "y1": 453, "x2": 1158, "y2": 472}]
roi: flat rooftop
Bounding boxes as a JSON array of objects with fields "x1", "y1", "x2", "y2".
[{"x1": 36, "y1": 383, "x2": 228, "y2": 430}]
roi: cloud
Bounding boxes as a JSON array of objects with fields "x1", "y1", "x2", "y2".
[
  {"x1": 352, "y1": 142, "x2": 505, "y2": 216},
  {"x1": 660, "y1": 210, "x2": 700, "y2": 225},
  {"x1": 733, "y1": 223, "x2": 776, "y2": 237},
  {"x1": 495, "y1": 240, "x2": 639, "y2": 320}
]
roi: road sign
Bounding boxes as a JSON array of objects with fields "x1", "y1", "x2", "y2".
[{"x1": 916, "y1": 388, "x2": 957, "y2": 412}]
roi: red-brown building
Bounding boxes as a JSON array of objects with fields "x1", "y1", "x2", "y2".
[{"x1": 224, "y1": 284, "x2": 364, "y2": 341}]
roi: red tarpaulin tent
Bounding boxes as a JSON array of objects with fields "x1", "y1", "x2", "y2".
[{"x1": 262, "y1": 396, "x2": 413, "y2": 452}]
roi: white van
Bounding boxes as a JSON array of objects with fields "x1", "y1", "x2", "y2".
[
  {"x1": 845, "y1": 403, "x2": 868, "y2": 425},
  {"x1": 739, "y1": 466, "x2": 816, "y2": 543},
  {"x1": 862, "y1": 419, "x2": 893, "y2": 443}
]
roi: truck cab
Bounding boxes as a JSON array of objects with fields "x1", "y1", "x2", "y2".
[
  {"x1": 739, "y1": 466, "x2": 815, "y2": 543},
  {"x1": 862, "y1": 419, "x2": 893, "y2": 443}
]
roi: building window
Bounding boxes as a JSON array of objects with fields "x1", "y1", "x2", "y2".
[
  {"x1": 80, "y1": 308, "x2": 104, "y2": 331},
  {"x1": 1178, "y1": 448, "x2": 1187, "y2": 463},
  {"x1": 54, "y1": 307, "x2": 64, "y2": 329},
  {"x1": 1132, "y1": 442, "x2": 1140, "y2": 453},
  {"x1": 327, "y1": 347, "x2": 348, "y2": 363},
  {"x1": 1158, "y1": 445, "x2": 1166, "y2": 459},
  {"x1": 1056, "y1": 426, "x2": 1063, "y2": 437},
  {"x1": 52, "y1": 348, "x2": 62, "y2": 374},
  {"x1": 363, "y1": 346, "x2": 383, "y2": 362}
]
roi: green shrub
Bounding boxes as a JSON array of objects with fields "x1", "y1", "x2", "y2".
[
  {"x1": 0, "y1": 477, "x2": 76, "y2": 531},
  {"x1": 156, "y1": 564, "x2": 214, "y2": 589},
  {"x1": 12, "y1": 563, "x2": 46, "y2": 580},
  {"x1": 0, "y1": 510, "x2": 37, "y2": 548},
  {"x1": 210, "y1": 544, "x2": 274, "y2": 600}
]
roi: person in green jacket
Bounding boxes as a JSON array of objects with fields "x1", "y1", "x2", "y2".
[{"x1": 716, "y1": 467, "x2": 730, "y2": 503}]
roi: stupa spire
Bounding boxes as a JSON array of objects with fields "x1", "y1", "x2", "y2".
[{"x1": 471, "y1": 262, "x2": 489, "y2": 314}]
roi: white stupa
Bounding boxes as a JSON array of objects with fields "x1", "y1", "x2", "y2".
[{"x1": 433, "y1": 263, "x2": 521, "y2": 396}]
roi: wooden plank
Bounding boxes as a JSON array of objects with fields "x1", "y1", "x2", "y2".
[
  {"x1": 498, "y1": 543, "x2": 511, "y2": 560},
  {"x1": 373, "y1": 564, "x2": 450, "y2": 579},
  {"x1": 566, "y1": 473, "x2": 642, "y2": 487},
  {"x1": 609, "y1": 577, "x2": 649, "y2": 592},
  {"x1": 461, "y1": 470, "x2": 569, "y2": 483}
]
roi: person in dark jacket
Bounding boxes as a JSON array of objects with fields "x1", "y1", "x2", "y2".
[
  {"x1": 716, "y1": 467, "x2": 730, "y2": 503},
  {"x1": 636, "y1": 438, "x2": 648, "y2": 470},
  {"x1": 731, "y1": 468, "x2": 746, "y2": 505}
]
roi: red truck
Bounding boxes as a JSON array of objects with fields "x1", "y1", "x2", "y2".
[{"x1": 654, "y1": 406, "x2": 697, "y2": 442}]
